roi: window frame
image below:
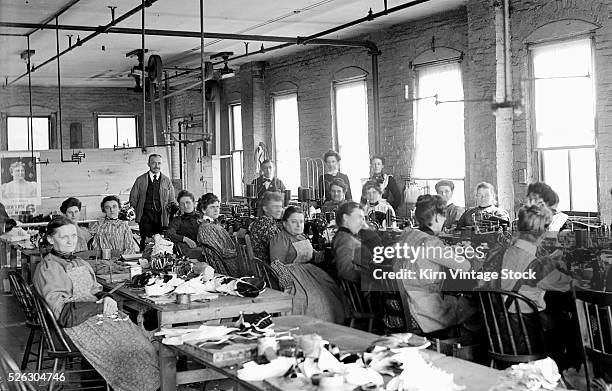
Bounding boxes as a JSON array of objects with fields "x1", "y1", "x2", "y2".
[
  {"x1": 6, "y1": 115, "x2": 51, "y2": 151},
  {"x1": 332, "y1": 77, "x2": 370, "y2": 198},
  {"x1": 271, "y1": 91, "x2": 301, "y2": 194},
  {"x1": 411, "y1": 60, "x2": 466, "y2": 206},
  {"x1": 528, "y1": 35, "x2": 599, "y2": 212},
  {"x1": 229, "y1": 103, "x2": 243, "y2": 197},
  {"x1": 94, "y1": 113, "x2": 139, "y2": 149}
]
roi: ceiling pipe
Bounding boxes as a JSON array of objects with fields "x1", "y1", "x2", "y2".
[
  {"x1": 4, "y1": 0, "x2": 158, "y2": 87},
  {"x1": 25, "y1": 0, "x2": 83, "y2": 36},
  {"x1": 297, "y1": 0, "x2": 434, "y2": 44},
  {"x1": 0, "y1": 22, "x2": 377, "y2": 51}
]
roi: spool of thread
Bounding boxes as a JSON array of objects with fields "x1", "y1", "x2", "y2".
[
  {"x1": 101, "y1": 248, "x2": 111, "y2": 260},
  {"x1": 298, "y1": 187, "x2": 311, "y2": 202},
  {"x1": 246, "y1": 184, "x2": 257, "y2": 199},
  {"x1": 176, "y1": 293, "x2": 191, "y2": 305},
  {"x1": 284, "y1": 189, "x2": 291, "y2": 206}
]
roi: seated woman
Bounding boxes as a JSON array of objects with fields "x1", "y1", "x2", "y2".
[
  {"x1": 332, "y1": 202, "x2": 369, "y2": 282},
  {"x1": 166, "y1": 190, "x2": 202, "y2": 259},
  {"x1": 90, "y1": 195, "x2": 138, "y2": 254},
  {"x1": 60, "y1": 197, "x2": 91, "y2": 252},
  {"x1": 196, "y1": 193, "x2": 241, "y2": 276},
  {"x1": 270, "y1": 206, "x2": 346, "y2": 323},
  {"x1": 360, "y1": 155, "x2": 402, "y2": 210},
  {"x1": 321, "y1": 178, "x2": 348, "y2": 214},
  {"x1": 33, "y1": 216, "x2": 159, "y2": 391},
  {"x1": 526, "y1": 182, "x2": 568, "y2": 233},
  {"x1": 396, "y1": 195, "x2": 477, "y2": 335},
  {"x1": 362, "y1": 180, "x2": 396, "y2": 228},
  {"x1": 250, "y1": 191, "x2": 284, "y2": 263},
  {"x1": 479, "y1": 203, "x2": 576, "y2": 363},
  {"x1": 456, "y1": 182, "x2": 510, "y2": 229}
]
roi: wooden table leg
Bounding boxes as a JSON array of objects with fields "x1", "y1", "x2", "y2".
[{"x1": 159, "y1": 344, "x2": 177, "y2": 391}]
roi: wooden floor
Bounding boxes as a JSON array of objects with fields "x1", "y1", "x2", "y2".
[{"x1": 0, "y1": 291, "x2": 31, "y2": 367}]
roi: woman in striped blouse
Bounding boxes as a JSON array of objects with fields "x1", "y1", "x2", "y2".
[{"x1": 90, "y1": 195, "x2": 138, "y2": 254}]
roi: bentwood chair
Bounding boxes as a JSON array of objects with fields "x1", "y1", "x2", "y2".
[
  {"x1": 338, "y1": 278, "x2": 375, "y2": 332},
  {"x1": 7, "y1": 271, "x2": 45, "y2": 371},
  {"x1": 0, "y1": 344, "x2": 37, "y2": 391},
  {"x1": 31, "y1": 289, "x2": 108, "y2": 391},
  {"x1": 572, "y1": 286, "x2": 612, "y2": 390},
  {"x1": 474, "y1": 288, "x2": 548, "y2": 368}
]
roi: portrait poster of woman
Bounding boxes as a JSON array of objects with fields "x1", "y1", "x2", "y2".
[{"x1": 0, "y1": 153, "x2": 42, "y2": 209}]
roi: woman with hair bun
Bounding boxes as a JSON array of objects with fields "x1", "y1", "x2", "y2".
[
  {"x1": 456, "y1": 182, "x2": 509, "y2": 229},
  {"x1": 196, "y1": 193, "x2": 241, "y2": 276},
  {"x1": 60, "y1": 197, "x2": 91, "y2": 252},
  {"x1": 364, "y1": 155, "x2": 402, "y2": 210},
  {"x1": 394, "y1": 194, "x2": 477, "y2": 335},
  {"x1": 89, "y1": 195, "x2": 137, "y2": 254},
  {"x1": 269, "y1": 206, "x2": 346, "y2": 323},
  {"x1": 319, "y1": 150, "x2": 353, "y2": 202}
]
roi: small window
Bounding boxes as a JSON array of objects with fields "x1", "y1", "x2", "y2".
[
  {"x1": 531, "y1": 38, "x2": 596, "y2": 212},
  {"x1": 7, "y1": 116, "x2": 50, "y2": 151},
  {"x1": 97, "y1": 115, "x2": 137, "y2": 148},
  {"x1": 334, "y1": 80, "x2": 370, "y2": 196},
  {"x1": 230, "y1": 104, "x2": 244, "y2": 196},
  {"x1": 412, "y1": 62, "x2": 465, "y2": 206},
  {"x1": 272, "y1": 93, "x2": 301, "y2": 194}
]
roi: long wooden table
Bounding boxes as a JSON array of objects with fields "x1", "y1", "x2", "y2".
[
  {"x1": 98, "y1": 279, "x2": 293, "y2": 329},
  {"x1": 159, "y1": 315, "x2": 504, "y2": 391}
]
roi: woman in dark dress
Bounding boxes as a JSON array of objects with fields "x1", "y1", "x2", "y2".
[
  {"x1": 321, "y1": 178, "x2": 348, "y2": 214},
  {"x1": 250, "y1": 191, "x2": 284, "y2": 263},
  {"x1": 318, "y1": 150, "x2": 353, "y2": 202},
  {"x1": 269, "y1": 206, "x2": 346, "y2": 323},
  {"x1": 33, "y1": 217, "x2": 159, "y2": 391},
  {"x1": 196, "y1": 193, "x2": 242, "y2": 276},
  {"x1": 166, "y1": 190, "x2": 202, "y2": 259},
  {"x1": 361, "y1": 155, "x2": 402, "y2": 210}
]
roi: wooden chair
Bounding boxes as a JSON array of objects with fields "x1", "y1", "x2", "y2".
[
  {"x1": 251, "y1": 257, "x2": 283, "y2": 291},
  {"x1": 338, "y1": 278, "x2": 375, "y2": 332},
  {"x1": 572, "y1": 286, "x2": 612, "y2": 390},
  {"x1": 31, "y1": 289, "x2": 108, "y2": 390},
  {"x1": 474, "y1": 288, "x2": 548, "y2": 368},
  {"x1": 244, "y1": 234, "x2": 255, "y2": 260},
  {"x1": 376, "y1": 275, "x2": 423, "y2": 334},
  {"x1": 0, "y1": 345, "x2": 37, "y2": 391},
  {"x1": 7, "y1": 271, "x2": 44, "y2": 371}
]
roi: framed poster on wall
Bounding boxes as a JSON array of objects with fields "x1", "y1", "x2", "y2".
[{"x1": 0, "y1": 152, "x2": 42, "y2": 215}]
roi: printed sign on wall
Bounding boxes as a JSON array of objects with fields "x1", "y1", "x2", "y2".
[{"x1": 0, "y1": 152, "x2": 42, "y2": 215}]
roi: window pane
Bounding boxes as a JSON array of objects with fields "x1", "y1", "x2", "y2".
[
  {"x1": 273, "y1": 94, "x2": 300, "y2": 194},
  {"x1": 98, "y1": 117, "x2": 117, "y2": 148},
  {"x1": 7, "y1": 117, "x2": 49, "y2": 151},
  {"x1": 116, "y1": 117, "x2": 136, "y2": 148},
  {"x1": 412, "y1": 62, "x2": 465, "y2": 179},
  {"x1": 541, "y1": 150, "x2": 570, "y2": 211},
  {"x1": 335, "y1": 81, "x2": 369, "y2": 198},
  {"x1": 231, "y1": 105, "x2": 243, "y2": 150},
  {"x1": 232, "y1": 151, "x2": 243, "y2": 196},
  {"x1": 570, "y1": 148, "x2": 597, "y2": 212},
  {"x1": 98, "y1": 116, "x2": 137, "y2": 148},
  {"x1": 532, "y1": 39, "x2": 595, "y2": 148}
]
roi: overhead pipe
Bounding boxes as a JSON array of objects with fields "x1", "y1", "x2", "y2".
[
  {"x1": 4, "y1": 0, "x2": 158, "y2": 86},
  {"x1": 0, "y1": 22, "x2": 377, "y2": 51},
  {"x1": 297, "y1": 0, "x2": 434, "y2": 45},
  {"x1": 55, "y1": 16, "x2": 73, "y2": 163},
  {"x1": 141, "y1": 0, "x2": 147, "y2": 150},
  {"x1": 200, "y1": 0, "x2": 208, "y2": 152},
  {"x1": 26, "y1": 0, "x2": 83, "y2": 36},
  {"x1": 27, "y1": 36, "x2": 33, "y2": 166}
]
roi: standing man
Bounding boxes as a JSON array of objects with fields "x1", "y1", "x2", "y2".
[
  {"x1": 130, "y1": 154, "x2": 176, "y2": 250},
  {"x1": 435, "y1": 180, "x2": 464, "y2": 230},
  {"x1": 251, "y1": 159, "x2": 285, "y2": 214}
]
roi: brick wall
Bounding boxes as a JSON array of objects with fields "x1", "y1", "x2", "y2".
[
  {"x1": 0, "y1": 85, "x2": 162, "y2": 149},
  {"x1": 207, "y1": 1, "x2": 611, "y2": 218}
]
